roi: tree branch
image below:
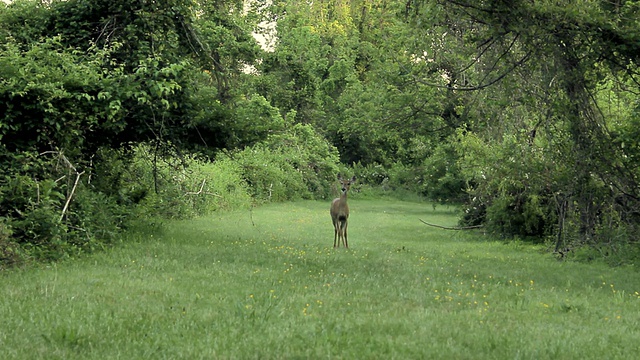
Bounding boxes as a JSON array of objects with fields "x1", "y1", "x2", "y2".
[
  {"x1": 60, "y1": 171, "x2": 85, "y2": 222},
  {"x1": 419, "y1": 218, "x2": 483, "y2": 230},
  {"x1": 184, "y1": 179, "x2": 222, "y2": 197},
  {"x1": 413, "y1": 50, "x2": 531, "y2": 91}
]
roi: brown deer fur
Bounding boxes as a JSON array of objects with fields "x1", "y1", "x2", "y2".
[{"x1": 330, "y1": 175, "x2": 356, "y2": 248}]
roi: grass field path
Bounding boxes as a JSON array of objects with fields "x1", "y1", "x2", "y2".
[{"x1": 2, "y1": 199, "x2": 640, "y2": 359}]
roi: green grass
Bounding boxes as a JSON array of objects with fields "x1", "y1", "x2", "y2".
[{"x1": 2, "y1": 199, "x2": 640, "y2": 359}]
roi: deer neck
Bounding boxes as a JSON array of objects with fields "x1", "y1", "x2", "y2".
[{"x1": 338, "y1": 190, "x2": 349, "y2": 209}]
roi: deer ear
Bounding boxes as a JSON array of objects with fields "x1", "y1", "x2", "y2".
[
  {"x1": 351, "y1": 176, "x2": 357, "y2": 182},
  {"x1": 337, "y1": 174, "x2": 342, "y2": 180}
]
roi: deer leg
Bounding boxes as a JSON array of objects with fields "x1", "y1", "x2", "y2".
[
  {"x1": 344, "y1": 221, "x2": 348, "y2": 248},
  {"x1": 337, "y1": 220, "x2": 345, "y2": 248},
  {"x1": 333, "y1": 222, "x2": 339, "y2": 248}
]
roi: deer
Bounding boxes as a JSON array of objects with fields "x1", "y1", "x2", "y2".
[{"x1": 330, "y1": 174, "x2": 356, "y2": 248}]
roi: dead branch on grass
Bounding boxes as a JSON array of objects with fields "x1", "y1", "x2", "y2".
[{"x1": 419, "y1": 218, "x2": 483, "y2": 230}]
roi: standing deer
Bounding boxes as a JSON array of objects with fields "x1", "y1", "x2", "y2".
[{"x1": 330, "y1": 175, "x2": 356, "y2": 248}]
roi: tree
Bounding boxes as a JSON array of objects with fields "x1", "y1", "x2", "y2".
[
  {"x1": 411, "y1": 0, "x2": 640, "y2": 249},
  {"x1": 257, "y1": 0, "x2": 452, "y2": 168},
  {"x1": 0, "y1": 0, "x2": 267, "y2": 261}
]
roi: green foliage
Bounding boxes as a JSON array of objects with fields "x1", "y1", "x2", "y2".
[
  {"x1": 433, "y1": 0, "x2": 640, "y2": 252},
  {"x1": 3, "y1": 0, "x2": 640, "y2": 266},
  {"x1": 0, "y1": 36, "x2": 100, "y2": 153},
  {"x1": 455, "y1": 130, "x2": 557, "y2": 238},
  {"x1": 226, "y1": 94, "x2": 287, "y2": 148},
  {"x1": 114, "y1": 144, "x2": 251, "y2": 219},
  {"x1": 0, "y1": 8, "x2": 229, "y2": 156},
  {"x1": 0, "y1": 0, "x2": 265, "y2": 265},
  {"x1": 0, "y1": 218, "x2": 22, "y2": 270},
  {"x1": 228, "y1": 122, "x2": 341, "y2": 202},
  {"x1": 347, "y1": 142, "x2": 467, "y2": 204},
  {"x1": 350, "y1": 162, "x2": 390, "y2": 187},
  {"x1": 0, "y1": 0, "x2": 263, "y2": 154},
  {"x1": 419, "y1": 140, "x2": 466, "y2": 203},
  {"x1": 193, "y1": 158, "x2": 253, "y2": 212},
  {"x1": 229, "y1": 146, "x2": 309, "y2": 202},
  {"x1": 349, "y1": 162, "x2": 420, "y2": 195},
  {"x1": 0, "y1": 150, "x2": 124, "y2": 262},
  {"x1": 0, "y1": 0, "x2": 50, "y2": 45}
]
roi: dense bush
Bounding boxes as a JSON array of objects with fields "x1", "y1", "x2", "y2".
[
  {"x1": 0, "y1": 122, "x2": 340, "y2": 265},
  {"x1": 455, "y1": 130, "x2": 557, "y2": 239},
  {"x1": 0, "y1": 218, "x2": 21, "y2": 270},
  {"x1": 102, "y1": 144, "x2": 254, "y2": 220},
  {"x1": 0, "y1": 0, "x2": 333, "y2": 267},
  {"x1": 0, "y1": 150, "x2": 124, "y2": 262},
  {"x1": 420, "y1": 141, "x2": 467, "y2": 204},
  {"x1": 190, "y1": 157, "x2": 253, "y2": 212},
  {"x1": 348, "y1": 145, "x2": 467, "y2": 204},
  {"x1": 228, "y1": 122, "x2": 341, "y2": 202}
]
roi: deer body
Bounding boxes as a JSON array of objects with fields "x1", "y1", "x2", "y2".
[{"x1": 330, "y1": 175, "x2": 356, "y2": 248}]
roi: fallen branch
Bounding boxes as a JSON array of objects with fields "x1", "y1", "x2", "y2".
[
  {"x1": 40, "y1": 151, "x2": 84, "y2": 223},
  {"x1": 60, "y1": 170, "x2": 84, "y2": 222},
  {"x1": 184, "y1": 179, "x2": 222, "y2": 197},
  {"x1": 419, "y1": 218, "x2": 484, "y2": 230},
  {"x1": 41, "y1": 150, "x2": 77, "y2": 172}
]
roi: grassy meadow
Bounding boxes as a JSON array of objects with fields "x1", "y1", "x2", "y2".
[{"x1": 2, "y1": 198, "x2": 640, "y2": 359}]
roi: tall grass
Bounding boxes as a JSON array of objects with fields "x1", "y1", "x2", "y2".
[{"x1": 1, "y1": 199, "x2": 639, "y2": 359}]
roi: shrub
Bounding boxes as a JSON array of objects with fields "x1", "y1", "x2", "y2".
[
  {"x1": 118, "y1": 144, "x2": 252, "y2": 219},
  {"x1": 351, "y1": 162, "x2": 388, "y2": 187},
  {"x1": 0, "y1": 219, "x2": 24, "y2": 269},
  {"x1": 187, "y1": 157, "x2": 253, "y2": 212},
  {"x1": 420, "y1": 141, "x2": 466, "y2": 203},
  {"x1": 0, "y1": 123, "x2": 339, "y2": 267},
  {"x1": 230, "y1": 123, "x2": 341, "y2": 202},
  {"x1": 0, "y1": 149, "x2": 127, "y2": 262},
  {"x1": 230, "y1": 146, "x2": 309, "y2": 202}
]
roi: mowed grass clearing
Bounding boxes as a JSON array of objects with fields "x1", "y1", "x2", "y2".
[{"x1": 2, "y1": 199, "x2": 640, "y2": 359}]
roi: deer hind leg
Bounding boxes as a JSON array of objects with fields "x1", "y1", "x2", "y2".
[
  {"x1": 337, "y1": 219, "x2": 348, "y2": 248},
  {"x1": 343, "y1": 221, "x2": 349, "y2": 248},
  {"x1": 333, "y1": 220, "x2": 339, "y2": 248}
]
